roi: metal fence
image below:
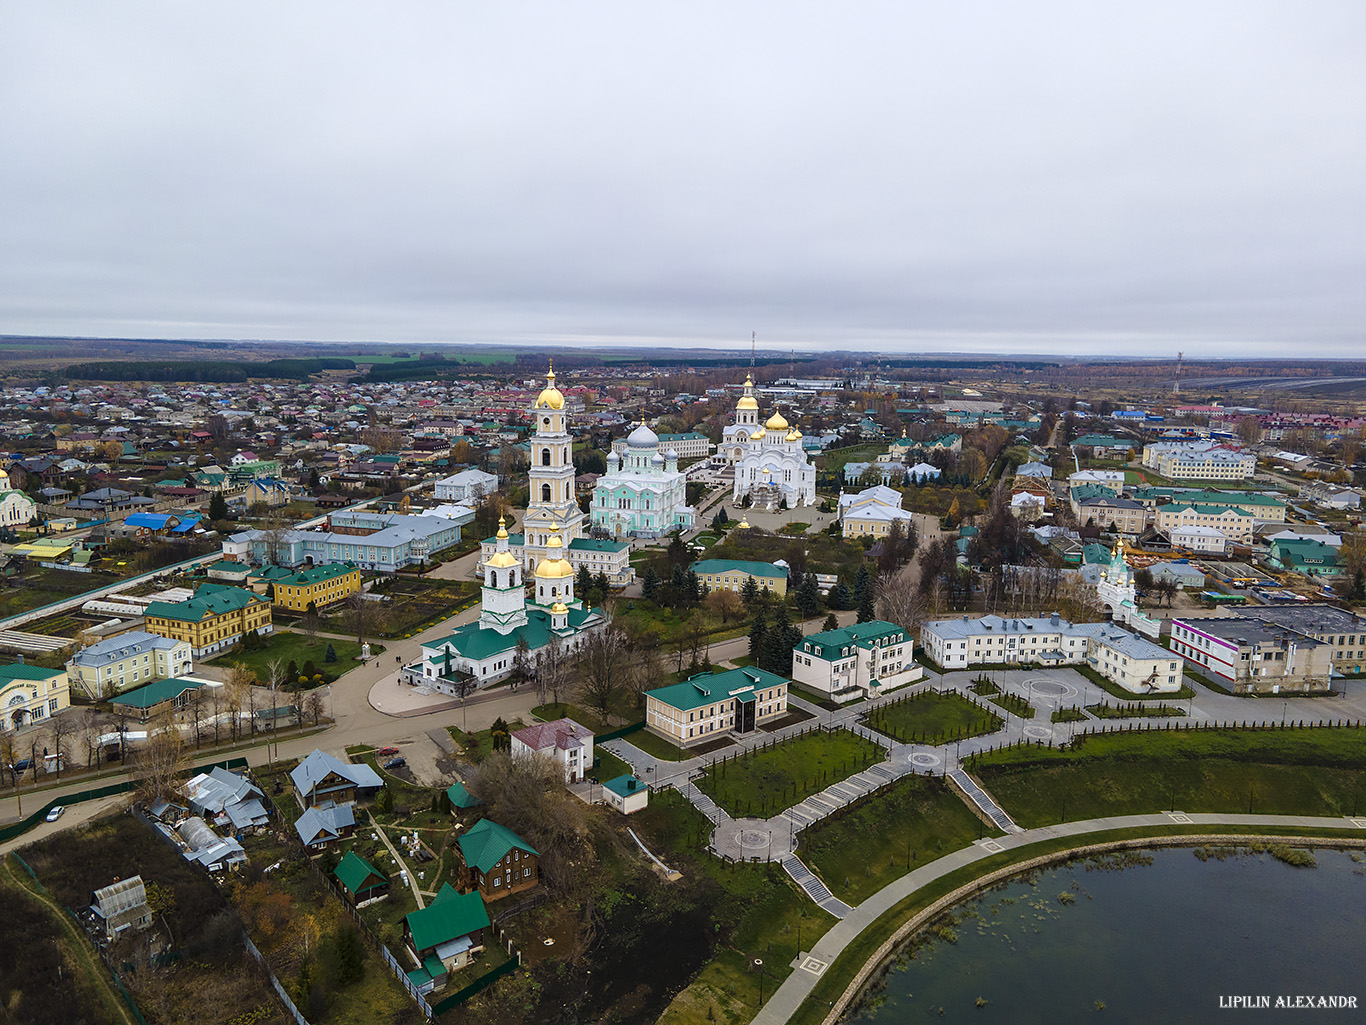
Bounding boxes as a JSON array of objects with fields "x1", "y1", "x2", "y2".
[{"x1": 242, "y1": 931, "x2": 313, "y2": 1025}]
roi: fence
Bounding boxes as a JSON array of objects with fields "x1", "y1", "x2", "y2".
[
  {"x1": 596, "y1": 720, "x2": 646, "y2": 743},
  {"x1": 242, "y1": 931, "x2": 313, "y2": 1025},
  {"x1": 0, "y1": 756, "x2": 250, "y2": 845},
  {"x1": 9, "y1": 854, "x2": 151, "y2": 1025}
]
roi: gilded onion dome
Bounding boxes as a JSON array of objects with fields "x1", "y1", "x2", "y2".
[
  {"x1": 738, "y1": 516, "x2": 751, "y2": 529},
  {"x1": 736, "y1": 373, "x2": 759, "y2": 410},
  {"x1": 534, "y1": 361, "x2": 565, "y2": 410},
  {"x1": 535, "y1": 524, "x2": 575, "y2": 579},
  {"x1": 765, "y1": 411, "x2": 789, "y2": 431},
  {"x1": 487, "y1": 516, "x2": 519, "y2": 569},
  {"x1": 750, "y1": 428, "x2": 765, "y2": 440}
]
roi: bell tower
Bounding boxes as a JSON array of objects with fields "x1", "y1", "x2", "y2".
[{"x1": 523, "y1": 360, "x2": 586, "y2": 569}]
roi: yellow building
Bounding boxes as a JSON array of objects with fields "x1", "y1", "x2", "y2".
[
  {"x1": 689, "y1": 559, "x2": 788, "y2": 596},
  {"x1": 144, "y1": 585, "x2": 273, "y2": 658},
  {"x1": 0, "y1": 663, "x2": 70, "y2": 732},
  {"x1": 273, "y1": 562, "x2": 362, "y2": 611}
]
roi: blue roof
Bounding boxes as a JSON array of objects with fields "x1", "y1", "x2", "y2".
[{"x1": 125, "y1": 512, "x2": 174, "y2": 530}]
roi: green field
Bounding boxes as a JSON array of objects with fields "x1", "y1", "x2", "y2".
[
  {"x1": 697, "y1": 729, "x2": 886, "y2": 818},
  {"x1": 799, "y1": 774, "x2": 997, "y2": 904},
  {"x1": 864, "y1": 690, "x2": 1003, "y2": 745},
  {"x1": 968, "y1": 726, "x2": 1366, "y2": 827}
]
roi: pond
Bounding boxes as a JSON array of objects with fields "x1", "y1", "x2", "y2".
[{"x1": 847, "y1": 845, "x2": 1365, "y2": 1024}]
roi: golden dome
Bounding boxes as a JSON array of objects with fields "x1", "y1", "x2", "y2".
[
  {"x1": 737, "y1": 395, "x2": 759, "y2": 410},
  {"x1": 488, "y1": 550, "x2": 520, "y2": 570},
  {"x1": 551, "y1": 602, "x2": 568, "y2": 614},
  {"x1": 765, "y1": 411, "x2": 789, "y2": 431},
  {"x1": 750, "y1": 429, "x2": 765, "y2": 440},
  {"x1": 536, "y1": 525, "x2": 574, "y2": 578},
  {"x1": 495, "y1": 515, "x2": 509, "y2": 540},
  {"x1": 785, "y1": 429, "x2": 802, "y2": 442},
  {"x1": 738, "y1": 517, "x2": 750, "y2": 529},
  {"x1": 534, "y1": 362, "x2": 565, "y2": 410}
]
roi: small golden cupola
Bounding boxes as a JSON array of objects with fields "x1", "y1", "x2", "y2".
[
  {"x1": 736, "y1": 373, "x2": 759, "y2": 411},
  {"x1": 534, "y1": 361, "x2": 565, "y2": 410},
  {"x1": 534, "y1": 524, "x2": 575, "y2": 579}
]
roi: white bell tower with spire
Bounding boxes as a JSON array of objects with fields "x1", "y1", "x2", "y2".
[{"x1": 522, "y1": 360, "x2": 586, "y2": 570}]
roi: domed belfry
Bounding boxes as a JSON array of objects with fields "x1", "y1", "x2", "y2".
[{"x1": 522, "y1": 361, "x2": 586, "y2": 569}]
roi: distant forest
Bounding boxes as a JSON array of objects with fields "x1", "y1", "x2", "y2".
[{"x1": 61, "y1": 356, "x2": 355, "y2": 382}]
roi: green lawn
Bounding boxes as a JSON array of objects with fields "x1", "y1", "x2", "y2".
[
  {"x1": 447, "y1": 719, "x2": 528, "y2": 763},
  {"x1": 968, "y1": 726, "x2": 1366, "y2": 828},
  {"x1": 1051, "y1": 707, "x2": 1089, "y2": 724},
  {"x1": 1074, "y1": 662, "x2": 1196, "y2": 701},
  {"x1": 1085, "y1": 701, "x2": 1186, "y2": 719},
  {"x1": 799, "y1": 774, "x2": 998, "y2": 904},
  {"x1": 697, "y1": 729, "x2": 886, "y2": 818},
  {"x1": 989, "y1": 692, "x2": 1035, "y2": 718},
  {"x1": 863, "y1": 690, "x2": 1002, "y2": 745},
  {"x1": 216, "y1": 632, "x2": 362, "y2": 685},
  {"x1": 593, "y1": 749, "x2": 634, "y2": 783},
  {"x1": 530, "y1": 701, "x2": 616, "y2": 733},
  {"x1": 623, "y1": 728, "x2": 693, "y2": 762}
]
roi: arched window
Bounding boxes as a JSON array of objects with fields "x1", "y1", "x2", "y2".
[
  {"x1": 542, "y1": 448, "x2": 551, "y2": 466},
  {"x1": 542, "y1": 483, "x2": 551, "y2": 502},
  {"x1": 492, "y1": 570, "x2": 499, "y2": 588}
]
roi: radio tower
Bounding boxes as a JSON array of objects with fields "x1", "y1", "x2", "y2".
[
  {"x1": 1173, "y1": 351, "x2": 1184, "y2": 395},
  {"x1": 751, "y1": 330, "x2": 756, "y2": 370}
]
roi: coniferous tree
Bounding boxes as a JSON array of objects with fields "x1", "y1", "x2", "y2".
[
  {"x1": 594, "y1": 571, "x2": 610, "y2": 596},
  {"x1": 641, "y1": 567, "x2": 661, "y2": 602},
  {"x1": 749, "y1": 607, "x2": 768, "y2": 664},
  {"x1": 741, "y1": 575, "x2": 760, "y2": 605},
  {"x1": 857, "y1": 580, "x2": 877, "y2": 623},
  {"x1": 795, "y1": 574, "x2": 821, "y2": 618},
  {"x1": 209, "y1": 491, "x2": 228, "y2": 521},
  {"x1": 822, "y1": 611, "x2": 840, "y2": 632},
  {"x1": 577, "y1": 565, "x2": 594, "y2": 596},
  {"x1": 830, "y1": 581, "x2": 853, "y2": 611}
]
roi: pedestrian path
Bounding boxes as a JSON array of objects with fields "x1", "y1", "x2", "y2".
[
  {"x1": 947, "y1": 766, "x2": 1022, "y2": 833},
  {"x1": 752, "y1": 811, "x2": 1366, "y2": 1025},
  {"x1": 779, "y1": 854, "x2": 852, "y2": 918}
]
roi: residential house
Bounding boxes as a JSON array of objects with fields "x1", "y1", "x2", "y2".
[
  {"x1": 91, "y1": 876, "x2": 152, "y2": 940},
  {"x1": 1169, "y1": 525, "x2": 1230, "y2": 555},
  {"x1": 456, "y1": 818, "x2": 539, "y2": 900},
  {"x1": 791, "y1": 620, "x2": 921, "y2": 699},
  {"x1": 176, "y1": 816, "x2": 247, "y2": 871},
  {"x1": 404, "y1": 884, "x2": 490, "y2": 986},
  {"x1": 334, "y1": 851, "x2": 390, "y2": 905},
  {"x1": 645, "y1": 666, "x2": 789, "y2": 748},
  {"x1": 290, "y1": 749, "x2": 384, "y2": 809},
  {"x1": 182, "y1": 766, "x2": 269, "y2": 834},
  {"x1": 510, "y1": 718, "x2": 594, "y2": 783},
  {"x1": 1066, "y1": 470, "x2": 1126, "y2": 495},
  {"x1": 294, "y1": 802, "x2": 357, "y2": 849},
  {"x1": 1266, "y1": 538, "x2": 1342, "y2": 579}
]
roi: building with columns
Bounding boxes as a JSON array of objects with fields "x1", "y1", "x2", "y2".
[
  {"x1": 725, "y1": 375, "x2": 816, "y2": 509},
  {"x1": 589, "y1": 423, "x2": 695, "y2": 539}
]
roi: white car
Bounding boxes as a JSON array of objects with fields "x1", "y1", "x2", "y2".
[{"x1": 45, "y1": 805, "x2": 65, "y2": 822}]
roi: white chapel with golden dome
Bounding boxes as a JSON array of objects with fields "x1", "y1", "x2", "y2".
[
  {"x1": 726, "y1": 374, "x2": 816, "y2": 509},
  {"x1": 404, "y1": 518, "x2": 605, "y2": 693}
]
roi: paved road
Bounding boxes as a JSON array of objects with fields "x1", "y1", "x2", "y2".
[{"x1": 752, "y1": 810, "x2": 1366, "y2": 1025}]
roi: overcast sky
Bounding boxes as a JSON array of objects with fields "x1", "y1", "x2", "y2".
[{"x1": 3, "y1": 2, "x2": 1364, "y2": 358}]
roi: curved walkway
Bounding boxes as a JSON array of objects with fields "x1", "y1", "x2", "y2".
[{"x1": 752, "y1": 811, "x2": 1366, "y2": 1025}]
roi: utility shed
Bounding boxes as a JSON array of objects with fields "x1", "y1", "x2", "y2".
[{"x1": 91, "y1": 875, "x2": 152, "y2": 940}]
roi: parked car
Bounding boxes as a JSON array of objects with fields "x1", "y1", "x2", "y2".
[
  {"x1": 10, "y1": 759, "x2": 32, "y2": 773},
  {"x1": 383, "y1": 756, "x2": 406, "y2": 770},
  {"x1": 376, "y1": 746, "x2": 399, "y2": 756},
  {"x1": 45, "y1": 806, "x2": 65, "y2": 822}
]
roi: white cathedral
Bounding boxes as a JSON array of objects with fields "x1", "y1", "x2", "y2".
[
  {"x1": 724, "y1": 374, "x2": 817, "y2": 509},
  {"x1": 405, "y1": 519, "x2": 605, "y2": 692}
]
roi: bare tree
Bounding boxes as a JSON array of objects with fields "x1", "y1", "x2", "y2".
[
  {"x1": 875, "y1": 566, "x2": 926, "y2": 637},
  {"x1": 346, "y1": 592, "x2": 370, "y2": 645},
  {"x1": 704, "y1": 588, "x2": 744, "y2": 625},
  {"x1": 46, "y1": 712, "x2": 75, "y2": 780},
  {"x1": 134, "y1": 708, "x2": 189, "y2": 805},
  {"x1": 304, "y1": 689, "x2": 326, "y2": 727},
  {"x1": 540, "y1": 635, "x2": 569, "y2": 706},
  {"x1": 225, "y1": 664, "x2": 257, "y2": 742},
  {"x1": 208, "y1": 684, "x2": 226, "y2": 746},
  {"x1": 77, "y1": 708, "x2": 104, "y2": 769},
  {"x1": 576, "y1": 624, "x2": 632, "y2": 719}
]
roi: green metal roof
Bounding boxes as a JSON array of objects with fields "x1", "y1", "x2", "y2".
[
  {"x1": 445, "y1": 781, "x2": 483, "y2": 809},
  {"x1": 646, "y1": 666, "x2": 789, "y2": 713},
  {"x1": 0, "y1": 663, "x2": 63, "y2": 683},
  {"x1": 425, "y1": 604, "x2": 598, "y2": 662},
  {"x1": 278, "y1": 562, "x2": 357, "y2": 586},
  {"x1": 457, "y1": 818, "x2": 537, "y2": 874},
  {"x1": 1162, "y1": 503, "x2": 1252, "y2": 517},
  {"x1": 108, "y1": 677, "x2": 203, "y2": 709},
  {"x1": 334, "y1": 850, "x2": 387, "y2": 895},
  {"x1": 405, "y1": 884, "x2": 490, "y2": 953},
  {"x1": 604, "y1": 774, "x2": 645, "y2": 799},
  {"x1": 145, "y1": 584, "x2": 265, "y2": 623},
  {"x1": 690, "y1": 559, "x2": 787, "y2": 579},
  {"x1": 568, "y1": 537, "x2": 629, "y2": 553},
  {"x1": 798, "y1": 620, "x2": 906, "y2": 661}
]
